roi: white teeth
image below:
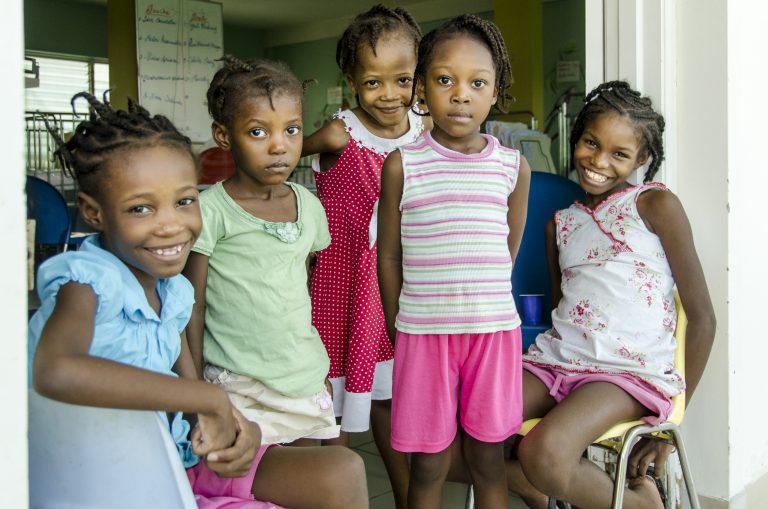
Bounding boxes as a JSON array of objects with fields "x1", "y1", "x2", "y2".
[
  {"x1": 584, "y1": 168, "x2": 608, "y2": 183},
  {"x1": 150, "y1": 245, "x2": 183, "y2": 256}
]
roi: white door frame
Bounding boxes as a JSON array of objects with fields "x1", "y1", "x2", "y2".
[{"x1": 584, "y1": 0, "x2": 677, "y2": 187}]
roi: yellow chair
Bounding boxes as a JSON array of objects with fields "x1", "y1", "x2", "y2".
[{"x1": 466, "y1": 293, "x2": 700, "y2": 509}]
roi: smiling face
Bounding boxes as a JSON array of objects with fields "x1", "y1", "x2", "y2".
[
  {"x1": 573, "y1": 112, "x2": 648, "y2": 207},
  {"x1": 79, "y1": 144, "x2": 201, "y2": 290},
  {"x1": 213, "y1": 92, "x2": 303, "y2": 190},
  {"x1": 419, "y1": 35, "x2": 497, "y2": 152},
  {"x1": 347, "y1": 30, "x2": 417, "y2": 135}
]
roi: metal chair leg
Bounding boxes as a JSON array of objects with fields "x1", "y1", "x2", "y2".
[
  {"x1": 610, "y1": 423, "x2": 699, "y2": 509},
  {"x1": 668, "y1": 426, "x2": 701, "y2": 509}
]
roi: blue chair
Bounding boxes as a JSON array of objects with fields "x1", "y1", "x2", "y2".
[
  {"x1": 512, "y1": 171, "x2": 583, "y2": 349},
  {"x1": 26, "y1": 175, "x2": 73, "y2": 266}
]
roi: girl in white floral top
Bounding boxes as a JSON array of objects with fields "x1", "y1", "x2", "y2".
[{"x1": 506, "y1": 81, "x2": 716, "y2": 509}]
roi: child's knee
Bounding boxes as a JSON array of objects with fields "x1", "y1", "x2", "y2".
[
  {"x1": 321, "y1": 446, "x2": 367, "y2": 507},
  {"x1": 410, "y1": 450, "x2": 452, "y2": 484},
  {"x1": 517, "y1": 435, "x2": 571, "y2": 496}
]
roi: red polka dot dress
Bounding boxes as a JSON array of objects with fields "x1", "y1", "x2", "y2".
[{"x1": 311, "y1": 109, "x2": 424, "y2": 432}]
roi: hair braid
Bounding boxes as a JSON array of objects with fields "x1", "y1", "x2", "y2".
[
  {"x1": 206, "y1": 55, "x2": 304, "y2": 126},
  {"x1": 414, "y1": 14, "x2": 514, "y2": 112},
  {"x1": 571, "y1": 80, "x2": 666, "y2": 182},
  {"x1": 335, "y1": 4, "x2": 421, "y2": 76},
  {"x1": 42, "y1": 91, "x2": 194, "y2": 197}
]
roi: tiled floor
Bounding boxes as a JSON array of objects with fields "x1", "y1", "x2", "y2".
[{"x1": 349, "y1": 430, "x2": 529, "y2": 509}]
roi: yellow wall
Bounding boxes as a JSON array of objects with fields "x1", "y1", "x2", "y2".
[
  {"x1": 494, "y1": 0, "x2": 543, "y2": 126},
  {"x1": 107, "y1": 0, "x2": 138, "y2": 109}
]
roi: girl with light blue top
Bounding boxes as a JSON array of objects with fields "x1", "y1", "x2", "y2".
[{"x1": 29, "y1": 92, "x2": 368, "y2": 509}]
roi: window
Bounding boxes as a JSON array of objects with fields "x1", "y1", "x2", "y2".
[{"x1": 25, "y1": 54, "x2": 109, "y2": 113}]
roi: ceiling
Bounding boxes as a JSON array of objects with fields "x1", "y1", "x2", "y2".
[
  {"x1": 75, "y1": 0, "x2": 493, "y2": 30},
  {"x1": 70, "y1": 0, "x2": 494, "y2": 47}
]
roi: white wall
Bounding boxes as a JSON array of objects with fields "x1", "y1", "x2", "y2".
[
  {"x1": 727, "y1": 0, "x2": 768, "y2": 498},
  {"x1": 0, "y1": 0, "x2": 29, "y2": 506},
  {"x1": 675, "y1": 0, "x2": 730, "y2": 501}
]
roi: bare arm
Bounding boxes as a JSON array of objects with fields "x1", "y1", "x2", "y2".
[
  {"x1": 183, "y1": 251, "x2": 209, "y2": 379},
  {"x1": 544, "y1": 218, "x2": 563, "y2": 308},
  {"x1": 377, "y1": 150, "x2": 405, "y2": 344},
  {"x1": 301, "y1": 118, "x2": 349, "y2": 157},
  {"x1": 637, "y1": 189, "x2": 716, "y2": 402},
  {"x1": 33, "y1": 282, "x2": 235, "y2": 455},
  {"x1": 507, "y1": 156, "x2": 531, "y2": 262}
]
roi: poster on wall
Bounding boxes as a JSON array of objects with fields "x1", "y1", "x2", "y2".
[{"x1": 136, "y1": 0, "x2": 222, "y2": 143}]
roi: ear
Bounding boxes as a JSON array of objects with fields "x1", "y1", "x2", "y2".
[
  {"x1": 635, "y1": 152, "x2": 650, "y2": 169},
  {"x1": 491, "y1": 88, "x2": 498, "y2": 106},
  {"x1": 211, "y1": 121, "x2": 231, "y2": 150},
  {"x1": 77, "y1": 191, "x2": 105, "y2": 232},
  {"x1": 345, "y1": 74, "x2": 357, "y2": 95}
]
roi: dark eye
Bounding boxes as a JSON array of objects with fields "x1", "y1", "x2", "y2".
[
  {"x1": 614, "y1": 151, "x2": 629, "y2": 159},
  {"x1": 249, "y1": 128, "x2": 266, "y2": 138},
  {"x1": 286, "y1": 125, "x2": 302, "y2": 136},
  {"x1": 177, "y1": 197, "x2": 196, "y2": 207},
  {"x1": 365, "y1": 80, "x2": 379, "y2": 87},
  {"x1": 398, "y1": 76, "x2": 413, "y2": 86},
  {"x1": 437, "y1": 76, "x2": 452, "y2": 86},
  {"x1": 584, "y1": 139, "x2": 598, "y2": 148},
  {"x1": 129, "y1": 205, "x2": 151, "y2": 215},
  {"x1": 472, "y1": 79, "x2": 487, "y2": 88}
]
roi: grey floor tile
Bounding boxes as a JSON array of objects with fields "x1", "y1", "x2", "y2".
[{"x1": 357, "y1": 449, "x2": 394, "y2": 499}]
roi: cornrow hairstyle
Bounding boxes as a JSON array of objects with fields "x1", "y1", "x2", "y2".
[
  {"x1": 44, "y1": 91, "x2": 194, "y2": 197},
  {"x1": 570, "y1": 80, "x2": 666, "y2": 182},
  {"x1": 335, "y1": 4, "x2": 422, "y2": 76},
  {"x1": 207, "y1": 55, "x2": 305, "y2": 126},
  {"x1": 414, "y1": 14, "x2": 514, "y2": 112}
]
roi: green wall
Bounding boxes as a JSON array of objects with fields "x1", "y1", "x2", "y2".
[
  {"x1": 24, "y1": 0, "x2": 263, "y2": 60},
  {"x1": 25, "y1": 0, "x2": 108, "y2": 58}
]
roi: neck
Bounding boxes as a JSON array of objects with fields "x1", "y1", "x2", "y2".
[{"x1": 430, "y1": 127, "x2": 487, "y2": 154}]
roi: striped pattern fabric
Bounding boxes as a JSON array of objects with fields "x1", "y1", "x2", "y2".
[{"x1": 395, "y1": 131, "x2": 522, "y2": 334}]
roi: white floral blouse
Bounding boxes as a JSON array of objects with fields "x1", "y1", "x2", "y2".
[{"x1": 524, "y1": 184, "x2": 685, "y2": 397}]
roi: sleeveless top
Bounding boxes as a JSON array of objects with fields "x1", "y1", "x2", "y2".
[
  {"x1": 396, "y1": 131, "x2": 522, "y2": 334},
  {"x1": 524, "y1": 184, "x2": 684, "y2": 397}
]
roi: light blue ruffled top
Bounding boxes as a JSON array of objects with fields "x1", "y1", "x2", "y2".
[{"x1": 28, "y1": 235, "x2": 199, "y2": 467}]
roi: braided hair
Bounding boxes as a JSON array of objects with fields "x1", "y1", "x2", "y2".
[
  {"x1": 336, "y1": 4, "x2": 422, "y2": 76},
  {"x1": 207, "y1": 55, "x2": 305, "y2": 126},
  {"x1": 570, "y1": 80, "x2": 666, "y2": 182},
  {"x1": 45, "y1": 91, "x2": 194, "y2": 197},
  {"x1": 414, "y1": 14, "x2": 514, "y2": 112}
]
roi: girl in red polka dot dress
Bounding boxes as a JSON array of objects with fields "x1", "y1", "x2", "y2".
[{"x1": 302, "y1": 5, "x2": 427, "y2": 508}]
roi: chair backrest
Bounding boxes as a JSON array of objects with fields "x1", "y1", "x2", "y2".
[
  {"x1": 28, "y1": 390, "x2": 197, "y2": 509},
  {"x1": 26, "y1": 175, "x2": 71, "y2": 247},
  {"x1": 668, "y1": 292, "x2": 688, "y2": 424},
  {"x1": 512, "y1": 171, "x2": 584, "y2": 317}
]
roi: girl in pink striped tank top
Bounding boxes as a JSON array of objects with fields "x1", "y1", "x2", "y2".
[{"x1": 378, "y1": 15, "x2": 531, "y2": 508}]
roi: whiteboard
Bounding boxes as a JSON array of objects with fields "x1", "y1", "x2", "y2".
[{"x1": 136, "y1": 0, "x2": 222, "y2": 142}]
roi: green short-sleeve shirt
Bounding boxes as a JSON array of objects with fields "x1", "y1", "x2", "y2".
[{"x1": 193, "y1": 182, "x2": 331, "y2": 398}]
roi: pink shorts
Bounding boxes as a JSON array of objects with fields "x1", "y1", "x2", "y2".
[
  {"x1": 391, "y1": 329, "x2": 523, "y2": 453},
  {"x1": 186, "y1": 444, "x2": 288, "y2": 509},
  {"x1": 523, "y1": 362, "x2": 673, "y2": 425}
]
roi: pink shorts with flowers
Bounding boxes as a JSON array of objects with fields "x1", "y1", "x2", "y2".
[{"x1": 186, "y1": 444, "x2": 288, "y2": 509}]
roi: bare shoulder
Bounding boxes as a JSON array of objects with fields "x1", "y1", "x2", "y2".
[
  {"x1": 636, "y1": 187, "x2": 686, "y2": 233},
  {"x1": 302, "y1": 118, "x2": 349, "y2": 156}
]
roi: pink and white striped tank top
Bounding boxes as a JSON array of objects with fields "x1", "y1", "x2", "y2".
[{"x1": 395, "y1": 131, "x2": 522, "y2": 334}]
